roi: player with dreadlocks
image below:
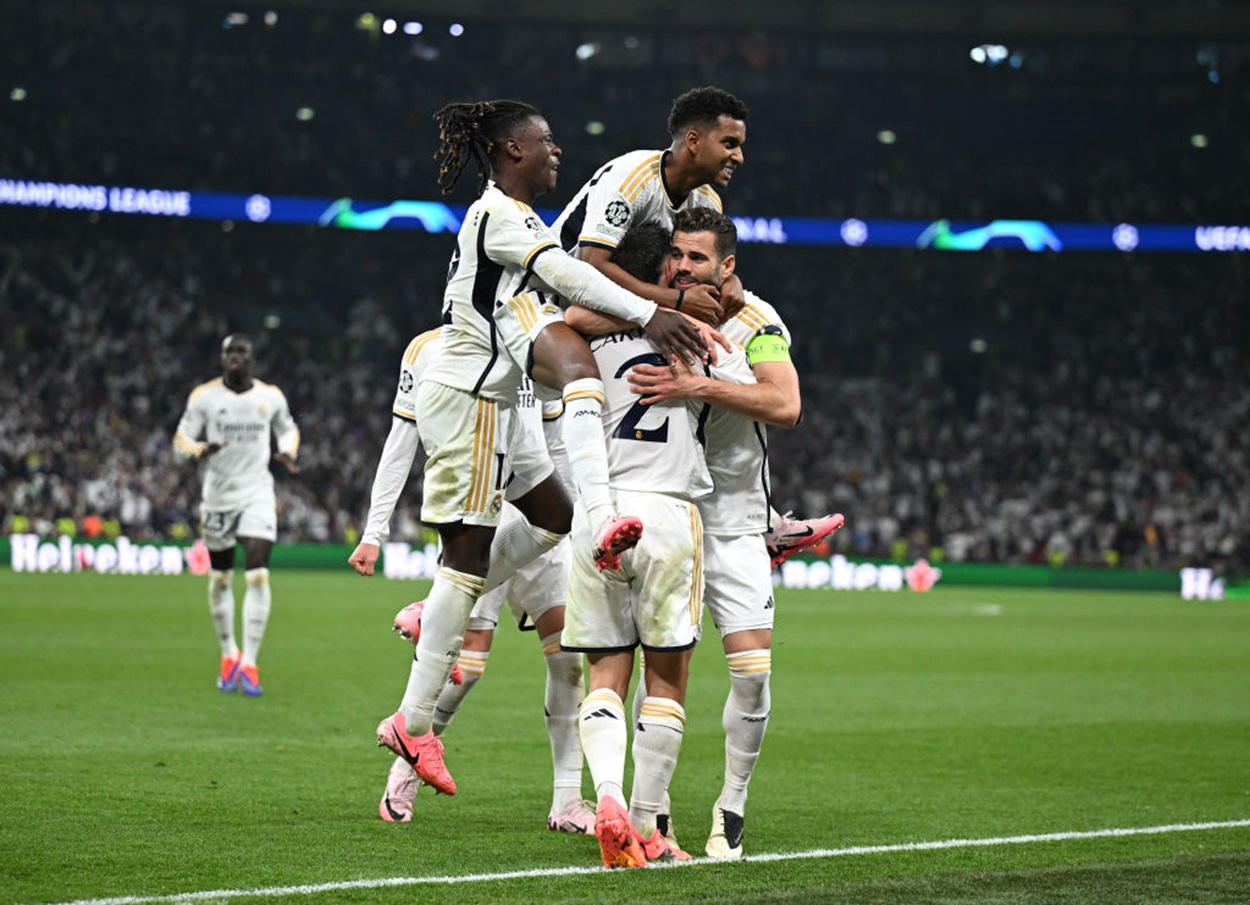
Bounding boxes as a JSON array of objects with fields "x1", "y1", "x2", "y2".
[{"x1": 373, "y1": 99, "x2": 720, "y2": 797}]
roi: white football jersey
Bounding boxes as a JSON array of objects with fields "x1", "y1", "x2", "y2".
[
  {"x1": 392, "y1": 327, "x2": 443, "y2": 423},
  {"x1": 173, "y1": 378, "x2": 299, "y2": 512},
  {"x1": 587, "y1": 328, "x2": 712, "y2": 500},
  {"x1": 551, "y1": 149, "x2": 723, "y2": 254},
  {"x1": 698, "y1": 290, "x2": 793, "y2": 536},
  {"x1": 421, "y1": 184, "x2": 563, "y2": 403}
]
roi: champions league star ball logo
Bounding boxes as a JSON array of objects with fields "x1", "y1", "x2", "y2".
[
  {"x1": 399, "y1": 371, "x2": 414, "y2": 393},
  {"x1": 604, "y1": 201, "x2": 630, "y2": 228}
]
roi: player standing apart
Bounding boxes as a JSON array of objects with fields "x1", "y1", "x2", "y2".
[
  {"x1": 372, "y1": 99, "x2": 712, "y2": 797},
  {"x1": 173, "y1": 334, "x2": 300, "y2": 698}
]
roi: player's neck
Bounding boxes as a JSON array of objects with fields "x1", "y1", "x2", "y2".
[
  {"x1": 223, "y1": 374, "x2": 253, "y2": 393},
  {"x1": 492, "y1": 172, "x2": 536, "y2": 206},
  {"x1": 662, "y1": 148, "x2": 701, "y2": 201}
]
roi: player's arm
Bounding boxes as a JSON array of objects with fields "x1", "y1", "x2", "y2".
[
  {"x1": 628, "y1": 330, "x2": 801, "y2": 428},
  {"x1": 529, "y1": 248, "x2": 709, "y2": 363},
  {"x1": 172, "y1": 396, "x2": 220, "y2": 459},
  {"x1": 348, "y1": 416, "x2": 421, "y2": 576},
  {"x1": 578, "y1": 245, "x2": 723, "y2": 325},
  {"x1": 271, "y1": 392, "x2": 301, "y2": 474}
]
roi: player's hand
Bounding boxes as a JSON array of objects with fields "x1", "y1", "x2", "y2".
[
  {"x1": 644, "y1": 307, "x2": 709, "y2": 365},
  {"x1": 676, "y1": 283, "x2": 724, "y2": 325},
  {"x1": 273, "y1": 452, "x2": 300, "y2": 474},
  {"x1": 718, "y1": 273, "x2": 746, "y2": 323},
  {"x1": 628, "y1": 359, "x2": 705, "y2": 404},
  {"x1": 694, "y1": 321, "x2": 732, "y2": 365},
  {"x1": 348, "y1": 542, "x2": 380, "y2": 576},
  {"x1": 201, "y1": 441, "x2": 226, "y2": 459}
]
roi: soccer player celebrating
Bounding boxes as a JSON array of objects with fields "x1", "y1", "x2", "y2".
[
  {"x1": 173, "y1": 334, "x2": 300, "y2": 698},
  {"x1": 371, "y1": 99, "x2": 714, "y2": 797},
  {"x1": 553, "y1": 85, "x2": 750, "y2": 326},
  {"x1": 626, "y1": 208, "x2": 845, "y2": 858},
  {"x1": 348, "y1": 328, "x2": 593, "y2": 833}
]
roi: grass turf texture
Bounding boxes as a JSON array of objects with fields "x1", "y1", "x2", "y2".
[{"x1": 1, "y1": 570, "x2": 1247, "y2": 904}]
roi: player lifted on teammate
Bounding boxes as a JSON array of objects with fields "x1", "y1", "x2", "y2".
[
  {"x1": 553, "y1": 86, "x2": 750, "y2": 326},
  {"x1": 372, "y1": 99, "x2": 717, "y2": 797}
]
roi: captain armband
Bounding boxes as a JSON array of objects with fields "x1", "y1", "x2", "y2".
[{"x1": 745, "y1": 327, "x2": 791, "y2": 366}]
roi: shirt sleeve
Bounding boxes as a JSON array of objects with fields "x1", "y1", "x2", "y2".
[
  {"x1": 360, "y1": 417, "x2": 422, "y2": 545},
  {"x1": 271, "y1": 390, "x2": 300, "y2": 459},
  {"x1": 172, "y1": 393, "x2": 207, "y2": 459}
]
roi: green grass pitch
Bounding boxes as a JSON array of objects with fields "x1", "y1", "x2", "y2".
[{"x1": 1, "y1": 569, "x2": 1247, "y2": 904}]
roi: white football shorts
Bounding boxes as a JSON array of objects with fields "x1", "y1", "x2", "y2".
[
  {"x1": 200, "y1": 497, "x2": 277, "y2": 550},
  {"x1": 563, "y1": 490, "x2": 704, "y2": 653},
  {"x1": 703, "y1": 532, "x2": 775, "y2": 637},
  {"x1": 416, "y1": 380, "x2": 508, "y2": 527}
]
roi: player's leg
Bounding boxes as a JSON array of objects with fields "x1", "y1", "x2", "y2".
[
  {"x1": 631, "y1": 649, "x2": 694, "y2": 861},
  {"x1": 625, "y1": 492, "x2": 702, "y2": 861},
  {"x1": 376, "y1": 383, "x2": 502, "y2": 795},
  {"x1": 236, "y1": 527, "x2": 276, "y2": 697},
  {"x1": 704, "y1": 532, "x2": 776, "y2": 860},
  {"x1": 530, "y1": 591, "x2": 594, "y2": 834},
  {"x1": 203, "y1": 508, "x2": 240, "y2": 692},
  {"x1": 529, "y1": 322, "x2": 642, "y2": 570},
  {"x1": 580, "y1": 650, "x2": 645, "y2": 868},
  {"x1": 561, "y1": 502, "x2": 645, "y2": 866}
]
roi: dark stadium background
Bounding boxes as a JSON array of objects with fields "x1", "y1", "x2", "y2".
[{"x1": 2, "y1": 0, "x2": 1247, "y2": 578}]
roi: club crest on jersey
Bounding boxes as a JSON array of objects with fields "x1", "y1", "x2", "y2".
[
  {"x1": 490, "y1": 494, "x2": 503, "y2": 515},
  {"x1": 257, "y1": 404, "x2": 267, "y2": 416},
  {"x1": 604, "y1": 200, "x2": 630, "y2": 228}
]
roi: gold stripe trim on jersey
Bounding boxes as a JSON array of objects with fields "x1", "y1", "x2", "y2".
[
  {"x1": 617, "y1": 153, "x2": 663, "y2": 202},
  {"x1": 404, "y1": 328, "x2": 442, "y2": 366},
  {"x1": 688, "y1": 502, "x2": 704, "y2": 626}
]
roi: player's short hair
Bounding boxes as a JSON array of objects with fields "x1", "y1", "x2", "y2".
[
  {"x1": 433, "y1": 99, "x2": 543, "y2": 195},
  {"x1": 611, "y1": 221, "x2": 670, "y2": 284},
  {"x1": 667, "y1": 86, "x2": 749, "y2": 137},
  {"x1": 672, "y1": 208, "x2": 737, "y2": 262}
]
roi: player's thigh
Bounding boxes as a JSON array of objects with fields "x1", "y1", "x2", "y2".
[
  {"x1": 624, "y1": 491, "x2": 704, "y2": 652},
  {"x1": 200, "y1": 505, "x2": 241, "y2": 553},
  {"x1": 503, "y1": 399, "x2": 556, "y2": 502},
  {"x1": 563, "y1": 504, "x2": 637, "y2": 653},
  {"x1": 703, "y1": 532, "x2": 774, "y2": 638},
  {"x1": 495, "y1": 292, "x2": 574, "y2": 393},
  {"x1": 416, "y1": 380, "x2": 508, "y2": 527},
  {"x1": 506, "y1": 534, "x2": 572, "y2": 629}
]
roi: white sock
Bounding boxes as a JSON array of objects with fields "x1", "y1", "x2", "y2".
[
  {"x1": 560, "y1": 378, "x2": 613, "y2": 526},
  {"x1": 630, "y1": 697, "x2": 686, "y2": 838},
  {"x1": 720, "y1": 649, "x2": 772, "y2": 813},
  {"x1": 542, "y1": 632, "x2": 585, "y2": 811},
  {"x1": 208, "y1": 570, "x2": 236, "y2": 658},
  {"x1": 240, "y1": 568, "x2": 271, "y2": 668},
  {"x1": 481, "y1": 510, "x2": 563, "y2": 595},
  {"x1": 432, "y1": 649, "x2": 487, "y2": 735},
  {"x1": 400, "y1": 568, "x2": 484, "y2": 736},
  {"x1": 579, "y1": 687, "x2": 627, "y2": 808}
]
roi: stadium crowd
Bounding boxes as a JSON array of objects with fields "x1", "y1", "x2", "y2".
[
  {"x1": 2, "y1": 1, "x2": 1247, "y2": 574},
  {"x1": 2, "y1": 214, "x2": 1245, "y2": 574}
]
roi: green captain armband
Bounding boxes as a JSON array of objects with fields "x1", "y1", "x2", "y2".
[{"x1": 745, "y1": 328, "x2": 791, "y2": 365}]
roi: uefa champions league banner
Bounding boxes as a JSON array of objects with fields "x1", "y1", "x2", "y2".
[{"x1": 3, "y1": 177, "x2": 1249, "y2": 253}]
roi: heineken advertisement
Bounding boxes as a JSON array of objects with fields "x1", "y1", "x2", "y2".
[{"x1": 4, "y1": 534, "x2": 1242, "y2": 600}]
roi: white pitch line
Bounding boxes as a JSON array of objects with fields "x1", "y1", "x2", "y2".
[{"x1": 39, "y1": 818, "x2": 1250, "y2": 905}]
